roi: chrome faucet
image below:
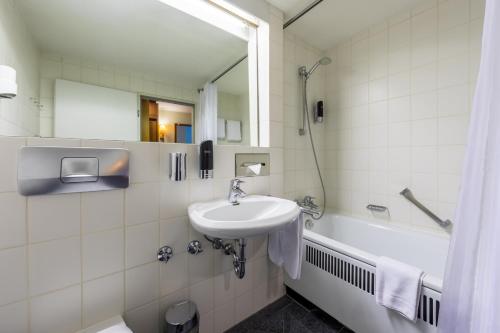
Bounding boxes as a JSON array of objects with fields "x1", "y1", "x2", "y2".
[
  {"x1": 228, "y1": 178, "x2": 247, "y2": 205},
  {"x1": 302, "y1": 196, "x2": 319, "y2": 209},
  {"x1": 297, "y1": 195, "x2": 320, "y2": 217}
]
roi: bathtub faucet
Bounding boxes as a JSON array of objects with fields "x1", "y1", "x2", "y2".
[{"x1": 297, "y1": 196, "x2": 320, "y2": 217}]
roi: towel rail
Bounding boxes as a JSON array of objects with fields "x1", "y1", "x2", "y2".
[
  {"x1": 400, "y1": 188, "x2": 452, "y2": 228},
  {"x1": 366, "y1": 204, "x2": 388, "y2": 213}
]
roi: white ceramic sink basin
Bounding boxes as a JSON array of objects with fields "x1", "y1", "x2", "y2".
[{"x1": 188, "y1": 195, "x2": 301, "y2": 239}]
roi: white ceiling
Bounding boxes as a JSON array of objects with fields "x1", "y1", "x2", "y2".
[
  {"x1": 268, "y1": 0, "x2": 426, "y2": 50},
  {"x1": 15, "y1": 0, "x2": 248, "y2": 88}
]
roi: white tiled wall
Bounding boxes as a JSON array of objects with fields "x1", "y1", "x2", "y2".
[
  {"x1": 38, "y1": 53, "x2": 199, "y2": 138},
  {"x1": 0, "y1": 137, "x2": 284, "y2": 333},
  {"x1": 323, "y1": 0, "x2": 485, "y2": 233},
  {"x1": 0, "y1": 0, "x2": 40, "y2": 137},
  {"x1": 282, "y1": 32, "x2": 327, "y2": 203},
  {"x1": 0, "y1": 1, "x2": 287, "y2": 332}
]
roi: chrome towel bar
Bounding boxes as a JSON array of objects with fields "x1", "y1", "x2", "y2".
[
  {"x1": 366, "y1": 204, "x2": 388, "y2": 213},
  {"x1": 400, "y1": 188, "x2": 452, "y2": 228}
]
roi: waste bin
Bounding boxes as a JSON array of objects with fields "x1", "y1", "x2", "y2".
[{"x1": 164, "y1": 300, "x2": 199, "y2": 333}]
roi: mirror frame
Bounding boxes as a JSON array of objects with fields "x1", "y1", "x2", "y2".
[
  {"x1": 2, "y1": 0, "x2": 270, "y2": 147},
  {"x1": 158, "y1": 0, "x2": 270, "y2": 147}
]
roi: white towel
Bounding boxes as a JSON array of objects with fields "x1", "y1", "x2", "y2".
[
  {"x1": 375, "y1": 256, "x2": 424, "y2": 321},
  {"x1": 77, "y1": 316, "x2": 133, "y2": 333},
  {"x1": 226, "y1": 120, "x2": 241, "y2": 141},
  {"x1": 217, "y1": 118, "x2": 225, "y2": 139},
  {"x1": 97, "y1": 323, "x2": 133, "y2": 333},
  {"x1": 268, "y1": 212, "x2": 304, "y2": 279}
]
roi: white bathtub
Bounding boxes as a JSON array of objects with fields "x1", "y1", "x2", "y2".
[{"x1": 285, "y1": 213, "x2": 450, "y2": 333}]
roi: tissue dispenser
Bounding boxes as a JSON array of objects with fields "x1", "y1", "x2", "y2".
[{"x1": 235, "y1": 153, "x2": 270, "y2": 177}]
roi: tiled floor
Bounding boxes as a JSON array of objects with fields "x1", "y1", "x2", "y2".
[{"x1": 225, "y1": 291, "x2": 355, "y2": 333}]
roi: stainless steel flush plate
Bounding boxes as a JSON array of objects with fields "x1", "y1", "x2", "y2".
[
  {"x1": 18, "y1": 147, "x2": 129, "y2": 196},
  {"x1": 61, "y1": 157, "x2": 99, "y2": 183}
]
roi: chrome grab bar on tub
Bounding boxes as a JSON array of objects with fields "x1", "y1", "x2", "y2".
[
  {"x1": 400, "y1": 188, "x2": 452, "y2": 228},
  {"x1": 366, "y1": 204, "x2": 388, "y2": 213}
]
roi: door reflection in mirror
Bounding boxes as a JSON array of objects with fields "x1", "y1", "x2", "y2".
[{"x1": 140, "y1": 96, "x2": 194, "y2": 144}]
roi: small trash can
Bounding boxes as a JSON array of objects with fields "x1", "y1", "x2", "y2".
[{"x1": 164, "y1": 300, "x2": 199, "y2": 333}]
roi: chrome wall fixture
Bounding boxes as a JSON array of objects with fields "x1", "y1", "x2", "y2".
[
  {"x1": 400, "y1": 188, "x2": 452, "y2": 228},
  {"x1": 228, "y1": 178, "x2": 247, "y2": 205},
  {"x1": 366, "y1": 204, "x2": 389, "y2": 213},
  {"x1": 157, "y1": 245, "x2": 173, "y2": 263},
  {"x1": 187, "y1": 240, "x2": 203, "y2": 255},
  {"x1": 235, "y1": 153, "x2": 270, "y2": 177},
  {"x1": 297, "y1": 57, "x2": 331, "y2": 221},
  {"x1": 169, "y1": 152, "x2": 187, "y2": 181},
  {"x1": 17, "y1": 147, "x2": 129, "y2": 196},
  {"x1": 204, "y1": 236, "x2": 247, "y2": 279},
  {"x1": 297, "y1": 196, "x2": 321, "y2": 217}
]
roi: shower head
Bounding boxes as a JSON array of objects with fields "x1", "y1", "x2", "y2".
[
  {"x1": 301, "y1": 56, "x2": 332, "y2": 79},
  {"x1": 318, "y1": 57, "x2": 332, "y2": 65}
]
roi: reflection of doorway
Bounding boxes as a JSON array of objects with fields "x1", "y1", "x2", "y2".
[
  {"x1": 140, "y1": 96, "x2": 194, "y2": 143},
  {"x1": 141, "y1": 99, "x2": 159, "y2": 142},
  {"x1": 175, "y1": 124, "x2": 192, "y2": 143}
]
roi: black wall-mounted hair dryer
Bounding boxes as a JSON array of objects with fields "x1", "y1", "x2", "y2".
[{"x1": 314, "y1": 100, "x2": 324, "y2": 123}]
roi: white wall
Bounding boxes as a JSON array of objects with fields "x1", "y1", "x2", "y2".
[
  {"x1": 0, "y1": 0, "x2": 40, "y2": 137},
  {"x1": 54, "y1": 80, "x2": 139, "y2": 141},
  {"x1": 0, "y1": 2, "x2": 483, "y2": 331},
  {"x1": 282, "y1": 32, "x2": 327, "y2": 203},
  {"x1": 323, "y1": 0, "x2": 485, "y2": 234},
  {"x1": 0, "y1": 1, "x2": 287, "y2": 333},
  {"x1": 38, "y1": 53, "x2": 199, "y2": 138},
  {"x1": 0, "y1": 137, "x2": 284, "y2": 333}
]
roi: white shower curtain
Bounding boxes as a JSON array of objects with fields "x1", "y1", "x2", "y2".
[
  {"x1": 196, "y1": 82, "x2": 218, "y2": 144},
  {"x1": 439, "y1": 1, "x2": 500, "y2": 332}
]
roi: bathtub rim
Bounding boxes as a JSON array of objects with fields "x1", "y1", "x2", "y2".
[{"x1": 303, "y1": 214, "x2": 445, "y2": 293}]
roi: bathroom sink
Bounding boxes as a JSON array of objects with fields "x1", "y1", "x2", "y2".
[{"x1": 188, "y1": 195, "x2": 301, "y2": 239}]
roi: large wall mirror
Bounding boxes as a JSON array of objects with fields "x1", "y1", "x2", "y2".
[{"x1": 0, "y1": 0, "x2": 268, "y2": 146}]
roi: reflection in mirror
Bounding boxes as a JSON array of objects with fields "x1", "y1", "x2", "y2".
[
  {"x1": 140, "y1": 97, "x2": 194, "y2": 144},
  {"x1": 0, "y1": 0, "x2": 258, "y2": 145},
  {"x1": 216, "y1": 58, "x2": 249, "y2": 146}
]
